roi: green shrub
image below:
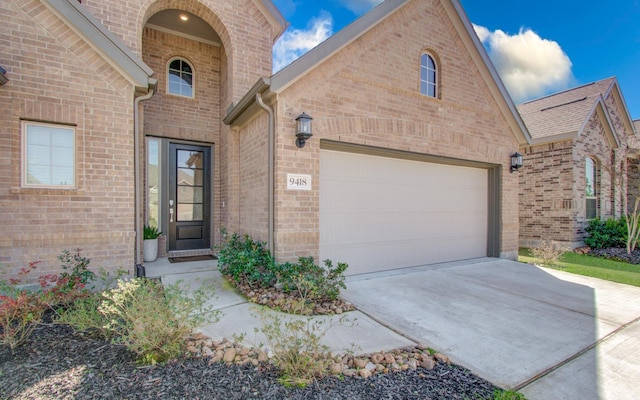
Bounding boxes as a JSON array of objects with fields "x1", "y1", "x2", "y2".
[
  {"x1": 277, "y1": 257, "x2": 348, "y2": 302},
  {"x1": 584, "y1": 217, "x2": 627, "y2": 249},
  {"x1": 217, "y1": 232, "x2": 277, "y2": 288},
  {"x1": 218, "y1": 232, "x2": 350, "y2": 312},
  {"x1": 57, "y1": 277, "x2": 220, "y2": 365}
]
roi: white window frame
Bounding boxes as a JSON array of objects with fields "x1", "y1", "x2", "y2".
[
  {"x1": 167, "y1": 57, "x2": 195, "y2": 98},
  {"x1": 585, "y1": 157, "x2": 597, "y2": 219},
  {"x1": 22, "y1": 121, "x2": 76, "y2": 189},
  {"x1": 420, "y1": 53, "x2": 437, "y2": 98}
]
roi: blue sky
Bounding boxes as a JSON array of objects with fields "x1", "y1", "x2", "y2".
[{"x1": 271, "y1": 0, "x2": 640, "y2": 120}]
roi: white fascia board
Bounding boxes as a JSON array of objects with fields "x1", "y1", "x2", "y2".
[
  {"x1": 41, "y1": 0, "x2": 154, "y2": 92},
  {"x1": 253, "y1": 0, "x2": 288, "y2": 42}
]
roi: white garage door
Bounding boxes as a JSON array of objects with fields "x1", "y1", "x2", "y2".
[{"x1": 320, "y1": 149, "x2": 488, "y2": 275}]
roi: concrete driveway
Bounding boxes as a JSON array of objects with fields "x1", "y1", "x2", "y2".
[{"x1": 342, "y1": 258, "x2": 640, "y2": 399}]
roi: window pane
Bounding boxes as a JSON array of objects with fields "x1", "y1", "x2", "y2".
[
  {"x1": 178, "y1": 186, "x2": 203, "y2": 203},
  {"x1": 427, "y1": 55, "x2": 435, "y2": 69},
  {"x1": 25, "y1": 123, "x2": 74, "y2": 187},
  {"x1": 586, "y1": 198, "x2": 596, "y2": 219},
  {"x1": 167, "y1": 59, "x2": 194, "y2": 97},
  {"x1": 420, "y1": 81, "x2": 428, "y2": 95},
  {"x1": 169, "y1": 59, "x2": 181, "y2": 70},
  {"x1": 585, "y1": 158, "x2": 595, "y2": 197},
  {"x1": 428, "y1": 84, "x2": 436, "y2": 97},
  {"x1": 428, "y1": 69, "x2": 436, "y2": 83},
  {"x1": 147, "y1": 138, "x2": 161, "y2": 229}
]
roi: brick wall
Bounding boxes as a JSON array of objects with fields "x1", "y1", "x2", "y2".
[
  {"x1": 0, "y1": 0, "x2": 136, "y2": 281},
  {"x1": 519, "y1": 111, "x2": 619, "y2": 248},
  {"x1": 234, "y1": 0, "x2": 523, "y2": 263}
]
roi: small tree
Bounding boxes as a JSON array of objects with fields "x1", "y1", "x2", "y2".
[{"x1": 603, "y1": 161, "x2": 640, "y2": 254}]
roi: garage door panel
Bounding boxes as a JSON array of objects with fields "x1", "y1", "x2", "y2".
[{"x1": 320, "y1": 150, "x2": 488, "y2": 275}]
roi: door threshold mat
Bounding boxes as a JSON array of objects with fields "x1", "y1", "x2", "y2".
[{"x1": 168, "y1": 255, "x2": 217, "y2": 263}]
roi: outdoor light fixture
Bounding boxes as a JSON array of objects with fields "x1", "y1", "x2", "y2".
[
  {"x1": 510, "y1": 152, "x2": 523, "y2": 173},
  {"x1": 295, "y1": 112, "x2": 313, "y2": 148},
  {"x1": 179, "y1": 13, "x2": 189, "y2": 21}
]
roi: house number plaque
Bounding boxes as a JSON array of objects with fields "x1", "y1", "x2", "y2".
[{"x1": 287, "y1": 174, "x2": 312, "y2": 190}]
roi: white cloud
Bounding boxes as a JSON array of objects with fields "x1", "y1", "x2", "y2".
[
  {"x1": 473, "y1": 24, "x2": 574, "y2": 102},
  {"x1": 273, "y1": 12, "x2": 333, "y2": 73},
  {"x1": 340, "y1": 0, "x2": 384, "y2": 15}
]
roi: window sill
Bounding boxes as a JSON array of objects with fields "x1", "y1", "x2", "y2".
[{"x1": 10, "y1": 187, "x2": 85, "y2": 195}]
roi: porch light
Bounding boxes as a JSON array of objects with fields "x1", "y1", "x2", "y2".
[
  {"x1": 510, "y1": 152, "x2": 523, "y2": 173},
  {"x1": 295, "y1": 112, "x2": 313, "y2": 148}
]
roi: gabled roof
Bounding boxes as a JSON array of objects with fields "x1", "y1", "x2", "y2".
[
  {"x1": 226, "y1": 0, "x2": 532, "y2": 144},
  {"x1": 40, "y1": 0, "x2": 156, "y2": 93},
  {"x1": 517, "y1": 77, "x2": 634, "y2": 146}
]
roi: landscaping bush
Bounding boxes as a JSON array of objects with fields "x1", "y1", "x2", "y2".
[
  {"x1": 0, "y1": 250, "x2": 97, "y2": 350},
  {"x1": 531, "y1": 240, "x2": 568, "y2": 267},
  {"x1": 217, "y1": 232, "x2": 277, "y2": 288},
  {"x1": 57, "y1": 277, "x2": 219, "y2": 365},
  {"x1": 277, "y1": 257, "x2": 348, "y2": 302},
  {"x1": 217, "y1": 232, "x2": 350, "y2": 312},
  {"x1": 584, "y1": 217, "x2": 627, "y2": 249}
]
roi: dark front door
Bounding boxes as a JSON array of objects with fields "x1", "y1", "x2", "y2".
[{"x1": 168, "y1": 143, "x2": 211, "y2": 251}]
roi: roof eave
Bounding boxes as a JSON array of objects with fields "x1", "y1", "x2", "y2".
[
  {"x1": 528, "y1": 131, "x2": 578, "y2": 146},
  {"x1": 446, "y1": 0, "x2": 532, "y2": 145},
  {"x1": 253, "y1": 0, "x2": 288, "y2": 43},
  {"x1": 588, "y1": 96, "x2": 620, "y2": 148},
  {"x1": 605, "y1": 78, "x2": 638, "y2": 136},
  {"x1": 41, "y1": 0, "x2": 155, "y2": 93},
  {"x1": 223, "y1": 77, "x2": 272, "y2": 126}
]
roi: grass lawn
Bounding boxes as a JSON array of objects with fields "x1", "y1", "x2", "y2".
[{"x1": 519, "y1": 248, "x2": 640, "y2": 287}]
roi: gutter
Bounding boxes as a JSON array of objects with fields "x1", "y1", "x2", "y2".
[
  {"x1": 133, "y1": 79, "x2": 157, "y2": 277},
  {"x1": 255, "y1": 93, "x2": 275, "y2": 254}
]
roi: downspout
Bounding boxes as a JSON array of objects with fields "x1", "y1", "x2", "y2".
[
  {"x1": 255, "y1": 93, "x2": 275, "y2": 255},
  {"x1": 134, "y1": 84, "x2": 156, "y2": 277}
]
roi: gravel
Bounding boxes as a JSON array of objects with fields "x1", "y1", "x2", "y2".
[{"x1": 1, "y1": 316, "x2": 500, "y2": 400}]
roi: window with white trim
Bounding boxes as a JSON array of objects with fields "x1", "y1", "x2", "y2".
[
  {"x1": 420, "y1": 53, "x2": 437, "y2": 98},
  {"x1": 22, "y1": 121, "x2": 75, "y2": 188},
  {"x1": 167, "y1": 58, "x2": 194, "y2": 98},
  {"x1": 585, "y1": 157, "x2": 597, "y2": 219}
]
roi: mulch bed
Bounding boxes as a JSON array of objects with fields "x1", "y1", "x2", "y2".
[
  {"x1": 586, "y1": 247, "x2": 640, "y2": 264},
  {"x1": 1, "y1": 314, "x2": 500, "y2": 399}
]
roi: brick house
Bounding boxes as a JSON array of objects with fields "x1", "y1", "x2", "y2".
[
  {"x1": 1, "y1": 0, "x2": 530, "y2": 280},
  {"x1": 517, "y1": 78, "x2": 639, "y2": 249}
]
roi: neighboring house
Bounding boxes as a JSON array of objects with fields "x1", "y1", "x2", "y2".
[
  {"x1": 1, "y1": 0, "x2": 530, "y2": 280},
  {"x1": 517, "y1": 78, "x2": 638, "y2": 249}
]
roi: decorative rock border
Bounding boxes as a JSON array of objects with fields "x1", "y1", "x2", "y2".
[{"x1": 186, "y1": 333, "x2": 450, "y2": 379}]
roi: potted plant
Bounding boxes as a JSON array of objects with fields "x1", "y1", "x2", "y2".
[{"x1": 143, "y1": 225, "x2": 162, "y2": 262}]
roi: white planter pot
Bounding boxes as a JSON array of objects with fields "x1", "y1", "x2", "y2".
[{"x1": 143, "y1": 238, "x2": 158, "y2": 262}]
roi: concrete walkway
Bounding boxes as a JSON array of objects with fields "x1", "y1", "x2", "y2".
[{"x1": 147, "y1": 257, "x2": 640, "y2": 399}]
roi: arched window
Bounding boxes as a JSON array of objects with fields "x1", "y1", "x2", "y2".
[
  {"x1": 585, "y1": 158, "x2": 597, "y2": 219},
  {"x1": 420, "y1": 53, "x2": 437, "y2": 98},
  {"x1": 167, "y1": 58, "x2": 194, "y2": 98}
]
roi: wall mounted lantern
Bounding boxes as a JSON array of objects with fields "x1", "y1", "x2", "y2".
[
  {"x1": 510, "y1": 152, "x2": 523, "y2": 173},
  {"x1": 295, "y1": 112, "x2": 313, "y2": 148}
]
